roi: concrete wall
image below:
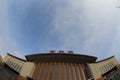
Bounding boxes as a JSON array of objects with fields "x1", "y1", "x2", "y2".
[
  {"x1": 3, "y1": 54, "x2": 36, "y2": 78},
  {"x1": 3, "y1": 54, "x2": 25, "y2": 72},
  {"x1": 20, "y1": 62, "x2": 36, "y2": 78},
  {"x1": 87, "y1": 56, "x2": 119, "y2": 79}
]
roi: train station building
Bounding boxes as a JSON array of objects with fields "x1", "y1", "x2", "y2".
[{"x1": 0, "y1": 51, "x2": 120, "y2": 80}]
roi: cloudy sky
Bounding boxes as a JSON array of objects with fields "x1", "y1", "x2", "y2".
[{"x1": 0, "y1": 0, "x2": 120, "y2": 60}]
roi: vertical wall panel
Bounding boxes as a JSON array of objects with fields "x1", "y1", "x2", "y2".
[
  {"x1": 75, "y1": 64, "x2": 80, "y2": 80},
  {"x1": 37, "y1": 63, "x2": 44, "y2": 80},
  {"x1": 32, "y1": 62, "x2": 87, "y2": 80},
  {"x1": 70, "y1": 63, "x2": 75, "y2": 80},
  {"x1": 41, "y1": 63, "x2": 48, "y2": 80},
  {"x1": 32, "y1": 63, "x2": 40, "y2": 78},
  {"x1": 58, "y1": 63, "x2": 60, "y2": 80},
  {"x1": 78, "y1": 64, "x2": 84, "y2": 80},
  {"x1": 60, "y1": 63, "x2": 62, "y2": 80},
  {"x1": 69, "y1": 63, "x2": 72, "y2": 80},
  {"x1": 54, "y1": 63, "x2": 58, "y2": 80},
  {"x1": 62, "y1": 63, "x2": 65, "y2": 80},
  {"x1": 83, "y1": 65, "x2": 88, "y2": 79},
  {"x1": 46, "y1": 63, "x2": 52, "y2": 80},
  {"x1": 66, "y1": 63, "x2": 70, "y2": 80},
  {"x1": 81, "y1": 66, "x2": 86, "y2": 80},
  {"x1": 51, "y1": 63, "x2": 56, "y2": 80},
  {"x1": 64, "y1": 63, "x2": 68, "y2": 80}
]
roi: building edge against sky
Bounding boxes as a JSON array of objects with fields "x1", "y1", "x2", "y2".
[
  {"x1": 0, "y1": 51, "x2": 120, "y2": 80},
  {"x1": 87, "y1": 56, "x2": 120, "y2": 80}
]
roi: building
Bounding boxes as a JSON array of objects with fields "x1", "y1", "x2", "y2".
[
  {"x1": 87, "y1": 56, "x2": 120, "y2": 80},
  {"x1": 1, "y1": 51, "x2": 120, "y2": 80},
  {"x1": 2, "y1": 51, "x2": 97, "y2": 80},
  {"x1": 3, "y1": 53, "x2": 35, "y2": 80},
  {"x1": 25, "y1": 52, "x2": 97, "y2": 80},
  {"x1": 0, "y1": 54, "x2": 3, "y2": 62}
]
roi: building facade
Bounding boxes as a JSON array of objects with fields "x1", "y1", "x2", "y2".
[
  {"x1": 87, "y1": 56, "x2": 120, "y2": 80},
  {"x1": 0, "y1": 54, "x2": 2, "y2": 62},
  {"x1": 1, "y1": 52, "x2": 120, "y2": 80},
  {"x1": 25, "y1": 53, "x2": 97, "y2": 80},
  {"x1": 3, "y1": 53, "x2": 36, "y2": 80}
]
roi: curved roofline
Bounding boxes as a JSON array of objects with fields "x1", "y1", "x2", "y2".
[
  {"x1": 7, "y1": 53, "x2": 26, "y2": 62},
  {"x1": 25, "y1": 53, "x2": 97, "y2": 63},
  {"x1": 96, "y1": 56, "x2": 114, "y2": 63},
  {"x1": 26, "y1": 53, "x2": 97, "y2": 58}
]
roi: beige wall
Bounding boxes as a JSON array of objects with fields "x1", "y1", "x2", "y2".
[
  {"x1": 20, "y1": 62, "x2": 36, "y2": 78},
  {"x1": 3, "y1": 54, "x2": 25, "y2": 72},
  {"x1": 87, "y1": 56, "x2": 119, "y2": 79},
  {"x1": 3, "y1": 54, "x2": 36, "y2": 78}
]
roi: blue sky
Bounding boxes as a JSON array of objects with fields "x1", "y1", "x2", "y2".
[{"x1": 0, "y1": 0, "x2": 120, "y2": 60}]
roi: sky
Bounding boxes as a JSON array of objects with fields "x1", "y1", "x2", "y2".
[{"x1": 0, "y1": 0, "x2": 120, "y2": 61}]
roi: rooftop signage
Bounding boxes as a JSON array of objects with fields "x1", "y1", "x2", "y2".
[{"x1": 50, "y1": 50, "x2": 74, "y2": 54}]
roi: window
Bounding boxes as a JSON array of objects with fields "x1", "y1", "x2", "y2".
[
  {"x1": 17, "y1": 66, "x2": 22, "y2": 72},
  {"x1": 16, "y1": 64, "x2": 20, "y2": 71},
  {"x1": 12, "y1": 63, "x2": 16, "y2": 69}
]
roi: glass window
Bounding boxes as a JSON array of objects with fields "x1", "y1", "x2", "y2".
[
  {"x1": 19, "y1": 66, "x2": 22, "y2": 72},
  {"x1": 110, "y1": 62, "x2": 113, "y2": 68},
  {"x1": 16, "y1": 65, "x2": 20, "y2": 71},
  {"x1": 8, "y1": 61, "x2": 13, "y2": 67},
  {"x1": 14, "y1": 63, "x2": 17, "y2": 70},
  {"x1": 111, "y1": 62, "x2": 115, "y2": 67},
  {"x1": 13, "y1": 63, "x2": 16, "y2": 69},
  {"x1": 6, "y1": 60, "x2": 9, "y2": 65},
  {"x1": 108, "y1": 63, "x2": 112, "y2": 69},
  {"x1": 17, "y1": 66, "x2": 21, "y2": 72},
  {"x1": 8, "y1": 60, "x2": 11, "y2": 67}
]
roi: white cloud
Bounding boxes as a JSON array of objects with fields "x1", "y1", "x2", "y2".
[
  {"x1": 13, "y1": 50, "x2": 25, "y2": 59},
  {"x1": 0, "y1": 0, "x2": 120, "y2": 60},
  {"x1": 52, "y1": 0, "x2": 120, "y2": 60},
  {"x1": 0, "y1": 0, "x2": 24, "y2": 58}
]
